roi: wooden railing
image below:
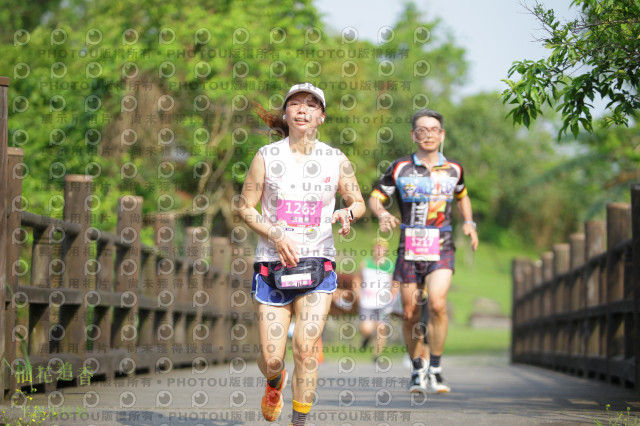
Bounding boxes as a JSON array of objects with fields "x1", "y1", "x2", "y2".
[
  {"x1": 512, "y1": 185, "x2": 640, "y2": 389},
  {"x1": 1, "y1": 77, "x2": 257, "y2": 397},
  {"x1": 0, "y1": 77, "x2": 10, "y2": 396}
]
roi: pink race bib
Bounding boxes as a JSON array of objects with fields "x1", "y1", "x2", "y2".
[
  {"x1": 277, "y1": 199, "x2": 322, "y2": 227},
  {"x1": 279, "y1": 273, "x2": 313, "y2": 288},
  {"x1": 404, "y1": 227, "x2": 440, "y2": 261}
]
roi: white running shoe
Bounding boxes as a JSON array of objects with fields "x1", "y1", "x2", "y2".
[
  {"x1": 427, "y1": 366, "x2": 451, "y2": 393},
  {"x1": 408, "y1": 365, "x2": 427, "y2": 394}
]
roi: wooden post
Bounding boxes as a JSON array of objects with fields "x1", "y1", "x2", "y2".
[
  {"x1": 29, "y1": 222, "x2": 53, "y2": 389},
  {"x1": 585, "y1": 221, "x2": 606, "y2": 307},
  {"x1": 585, "y1": 218, "x2": 607, "y2": 382},
  {"x1": 186, "y1": 227, "x2": 205, "y2": 361},
  {"x1": 553, "y1": 243, "x2": 570, "y2": 314},
  {"x1": 511, "y1": 259, "x2": 524, "y2": 362},
  {"x1": 606, "y1": 203, "x2": 631, "y2": 382},
  {"x1": 541, "y1": 251, "x2": 553, "y2": 317},
  {"x1": 137, "y1": 247, "x2": 156, "y2": 370},
  {"x1": 533, "y1": 260, "x2": 542, "y2": 319},
  {"x1": 607, "y1": 203, "x2": 630, "y2": 302},
  {"x1": 631, "y1": 184, "x2": 640, "y2": 390},
  {"x1": 55, "y1": 175, "x2": 93, "y2": 375},
  {"x1": 113, "y1": 196, "x2": 142, "y2": 372},
  {"x1": 569, "y1": 233, "x2": 586, "y2": 367},
  {"x1": 155, "y1": 214, "x2": 176, "y2": 370},
  {"x1": 522, "y1": 259, "x2": 533, "y2": 323},
  {"x1": 0, "y1": 76, "x2": 9, "y2": 396},
  {"x1": 569, "y1": 234, "x2": 585, "y2": 311},
  {"x1": 92, "y1": 227, "x2": 115, "y2": 380},
  {"x1": 6, "y1": 147, "x2": 26, "y2": 399},
  {"x1": 211, "y1": 236, "x2": 231, "y2": 363},
  {"x1": 4, "y1": 147, "x2": 23, "y2": 395},
  {"x1": 173, "y1": 249, "x2": 188, "y2": 364},
  {"x1": 553, "y1": 244, "x2": 570, "y2": 357}
]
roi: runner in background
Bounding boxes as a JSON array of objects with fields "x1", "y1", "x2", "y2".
[
  {"x1": 353, "y1": 240, "x2": 397, "y2": 362},
  {"x1": 369, "y1": 108, "x2": 478, "y2": 394}
]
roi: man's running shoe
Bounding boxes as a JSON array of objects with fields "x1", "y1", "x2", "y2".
[
  {"x1": 408, "y1": 365, "x2": 427, "y2": 394},
  {"x1": 261, "y1": 369, "x2": 288, "y2": 421},
  {"x1": 427, "y1": 366, "x2": 450, "y2": 393}
]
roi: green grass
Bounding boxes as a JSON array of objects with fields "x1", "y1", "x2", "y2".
[
  {"x1": 318, "y1": 326, "x2": 509, "y2": 361},
  {"x1": 448, "y1": 240, "x2": 519, "y2": 324},
  {"x1": 444, "y1": 325, "x2": 510, "y2": 355},
  {"x1": 331, "y1": 222, "x2": 534, "y2": 354}
]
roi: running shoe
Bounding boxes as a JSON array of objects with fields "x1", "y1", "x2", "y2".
[
  {"x1": 427, "y1": 366, "x2": 451, "y2": 393},
  {"x1": 408, "y1": 365, "x2": 427, "y2": 393},
  {"x1": 261, "y1": 369, "x2": 288, "y2": 421}
]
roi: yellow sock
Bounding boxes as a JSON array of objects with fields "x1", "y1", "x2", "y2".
[
  {"x1": 292, "y1": 399, "x2": 312, "y2": 413},
  {"x1": 292, "y1": 399, "x2": 312, "y2": 425}
]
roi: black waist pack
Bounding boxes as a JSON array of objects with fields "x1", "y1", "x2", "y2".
[{"x1": 254, "y1": 257, "x2": 336, "y2": 290}]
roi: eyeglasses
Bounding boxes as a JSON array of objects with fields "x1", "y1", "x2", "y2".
[
  {"x1": 286, "y1": 100, "x2": 321, "y2": 111},
  {"x1": 414, "y1": 127, "x2": 444, "y2": 138}
]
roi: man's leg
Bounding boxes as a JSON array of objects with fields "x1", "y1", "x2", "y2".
[
  {"x1": 400, "y1": 281, "x2": 423, "y2": 359},
  {"x1": 400, "y1": 281, "x2": 428, "y2": 392},
  {"x1": 426, "y1": 268, "x2": 453, "y2": 392},
  {"x1": 426, "y1": 269, "x2": 452, "y2": 356}
]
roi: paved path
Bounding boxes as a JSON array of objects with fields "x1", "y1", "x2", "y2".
[{"x1": 2, "y1": 353, "x2": 639, "y2": 425}]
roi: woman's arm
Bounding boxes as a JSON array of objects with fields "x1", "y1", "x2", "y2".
[{"x1": 333, "y1": 154, "x2": 366, "y2": 236}]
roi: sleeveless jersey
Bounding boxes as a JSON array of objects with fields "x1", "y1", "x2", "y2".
[{"x1": 254, "y1": 137, "x2": 343, "y2": 262}]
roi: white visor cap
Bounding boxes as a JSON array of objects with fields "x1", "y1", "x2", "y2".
[{"x1": 284, "y1": 83, "x2": 325, "y2": 111}]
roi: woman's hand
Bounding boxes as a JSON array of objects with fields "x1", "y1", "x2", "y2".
[
  {"x1": 332, "y1": 209, "x2": 351, "y2": 236},
  {"x1": 268, "y1": 225, "x2": 300, "y2": 266}
]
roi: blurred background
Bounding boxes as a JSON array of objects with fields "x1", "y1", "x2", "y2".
[{"x1": 1, "y1": 0, "x2": 637, "y2": 357}]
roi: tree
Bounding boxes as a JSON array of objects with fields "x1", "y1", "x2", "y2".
[
  {"x1": 1, "y1": 0, "x2": 470, "y2": 241},
  {"x1": 501, "y1": 0, "x2": 640, "y2": 138},
  {"x1": 446, "y1": 93, "x2": 592, "y2": 247}
]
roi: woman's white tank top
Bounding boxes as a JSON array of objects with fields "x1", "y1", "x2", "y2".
[{"x1": 254, "y1": 137, "x2": 343, "y2": 262}]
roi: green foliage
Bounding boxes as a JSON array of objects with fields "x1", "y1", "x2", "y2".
[
  {"x1": 501, "y1": 0, "x2": 640, "y2": 138},
  {"x1": 1, "y1": 0, "x2": 628, "y2": 252},
  {"x1": 445, "y1": 93, "x2": 589, "y2": 247},
  {"x1": 1, "y1": 0, "x2": 468, "y2": 239},
  {"x1": 593, "y1": 404, "x2": 640, "y2": 426}
]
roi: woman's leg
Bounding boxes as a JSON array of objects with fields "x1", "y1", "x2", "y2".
[
  {"x1": 290, "y1": 291, "x2": 332, "y2": 403},
  {"x1": 257, "y1": 302, "x2": 293, "y2": 380}
]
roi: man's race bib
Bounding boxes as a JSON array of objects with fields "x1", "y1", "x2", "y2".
[
  {"x1": 404, "y1": 227, "x2": 440, "y2": 261},
  {"x1": 277, "y1": 198, "x2": 322, "y2": 227}
]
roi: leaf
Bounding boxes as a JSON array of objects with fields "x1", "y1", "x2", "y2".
[
  {"x1": 571, "y1": 121, "x2": 579, "y2": 138},
  {"x1": 522, "y1": 110, "x2": 531, "y2": 128}
]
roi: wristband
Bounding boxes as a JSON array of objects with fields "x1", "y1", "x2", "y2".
[
  {"x1": 336, "y1": 208, "x2": 354, "y2": 222},
  {"x1": 378, "y1": 211, "x2": 391, "y2": 219},
  {"x1": 464, "y1": 220, "x2": 477, "y2": 230},
  {"x1": 343, "y1": 208, "x2": 354, "y2": 222}
]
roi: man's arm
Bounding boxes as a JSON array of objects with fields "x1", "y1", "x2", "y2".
[{"x1": 456, "y1": 195, "x2": 478, "y2": 251}]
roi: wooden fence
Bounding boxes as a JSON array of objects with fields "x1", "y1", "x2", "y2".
[
  {"x1": 1, "y1": 77, "x2": 258, "y2": 397},
  {"x1": 512, "y1": 185, "x2": 640, "y2": 389}
]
